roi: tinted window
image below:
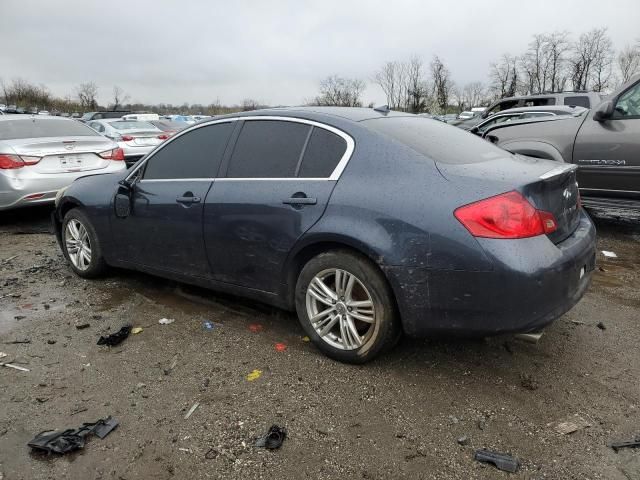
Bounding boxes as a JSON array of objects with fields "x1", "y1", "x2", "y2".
[
  {"x1": 523, "y1": 98, "x2": 555, "y2": 107},
  {"x1": 227, "y1": 120, "x2": 310, "y2": 178},
  {"x1": 143, "y1": 122, "x2": 233, "y2": 179},
  {"x1": 363, "y1": 116, "x2": 511, "y2": 165},
  {"x1": 563, "y1": 96, "x2": 590, "y2": 108},
  {"x1": 613, "y1": 82, "x2": 640, "y2": 118},
  {"x1": 110, "y1": 121, "x2": 157, "y2": 131},
  {"x1": 297, "y1": 127, "x2": 347, "y2": 177},
  {"x1": 0, "y1": 118, "x2": 99, "y2": 140}
]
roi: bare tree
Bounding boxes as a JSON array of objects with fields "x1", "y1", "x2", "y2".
[
  {"x1": 111, "y1": 85, "x2": 130, "y2": 110},
  {"x1": 430, "y1": 56, "x2": 453, "y2": 113},
  {"x1": 461, "y1": 81, "x2": 486, "y2": 109},
  {"x1": 489, "y1": 54, "x2": 518, "y2": 99},
  {"x1": 405, "y1": 56, "x2": 430, "y2": 113},
  {"x1": 76, "y1": 82, "x2": 98, "y2": 110},
  {"x1": 241, "y1": 99, "x2": 261, "y2": 111},
  {"x1": 374, "y1": 61, "x2": 405, "y2": 109},
  {"x1": 617, "y1": 45, "x2": 640, "y2": 83},
  {"x1": 313, "y1": 75, "x2": 365, "y2": 107},
  {"x1": 570, "y1": 28, "x2": 613, "y2": 91}
]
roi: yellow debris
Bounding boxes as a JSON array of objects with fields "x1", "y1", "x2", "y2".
[
  {"x1": 246, "y1": 369, "x2": 262, "y2": 381},
  {"x1": 131, "y1": 327, "x2": 143, "y2": 334}
]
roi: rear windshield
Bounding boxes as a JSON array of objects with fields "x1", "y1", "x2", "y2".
[
  {"x1": 0, "y1": 118, "x2": 98, "y2": 140},
  {"x1": 109, "y1": 121, "x2": 156, "y2": 131},
  {"x1": 362, "y1": 116, "x2": 510, "y2": 164}
]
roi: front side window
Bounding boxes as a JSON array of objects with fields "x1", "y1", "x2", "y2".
[
  {"x1": 563, "y1": 96, "x2": 590, "y2": 108},
  {"x1": 143, "y1": 122, "x2": 233, "y2": 179},
  {"x1": 613, "y1": 82, "x2": 640, "y2": 118},
  {"x1": 226, "y1": 120, "x2": 310, "y2": 178}
]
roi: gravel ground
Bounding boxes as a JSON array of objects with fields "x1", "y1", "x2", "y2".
[{"x1": 0, "y1": 206, "x2": 639, "y2": 479}]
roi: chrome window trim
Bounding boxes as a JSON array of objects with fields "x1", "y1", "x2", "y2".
[{"x1": 127, "y1": 115, "x2": 355, "y2": 182}]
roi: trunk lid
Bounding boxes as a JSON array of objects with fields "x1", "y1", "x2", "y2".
[
  {"x1": 5, "y1": 136, "x2": 116, "y2": 173},
  {"x1": 438, "y1": 155, "x2": 581, "y2": 244}
]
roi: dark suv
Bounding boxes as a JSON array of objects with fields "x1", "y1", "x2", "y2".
[
  {"x1": 454, "y1": 91, "x2": 602, "y2": 130},
  {"x1": 80, "y1": 111, "x2": 131, "y2": 122}
]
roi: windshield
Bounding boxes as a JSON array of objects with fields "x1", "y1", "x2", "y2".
[
  {"x1": 0, "y1": 118, "x2": 98, "y2": 140},
  {"x1": 109, "y1": 121, "x2": 157, "y2": 131}
]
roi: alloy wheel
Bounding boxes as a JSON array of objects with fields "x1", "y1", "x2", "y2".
[
  {"x1": 65, "y1": 219, "x2": 92, "y2": 271},
  {"x1": 305, "y1": 268, "x2": 376, "y2": 350}
]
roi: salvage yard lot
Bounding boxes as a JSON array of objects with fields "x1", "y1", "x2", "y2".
[{"x1": 0, "y1": 207, "x2": 639, "y2": 479}]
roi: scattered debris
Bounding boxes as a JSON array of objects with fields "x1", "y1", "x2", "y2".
[
  {"x1": 14, "y1": 315, "x2": 26, "y2": 320},
  {"x1": 163, "y1": 354, "x2": 179, "y2": 375},
  {"x1": 1, "y1": 363, "x2": 30, "y2": 372},
  {"x1": 275, "y1": 342, "x2": 287, "y2": 352},
  {"x1": 46, "y1": 339, "x2": 56, "y2": 345},
  {"x1": 553, "y1": 416, "x2": 591, "y2": 435},
  {"x1": 70, "y1": 406, "x2": 89, "y2": 416},
  {"x1": 601, "y1": 250, "x2": 617, "y2": 258},
  {"x1": 184, "y1": 402, "x2": 200, "y2": 420},
  {"x1": 158, "y1": 318, "x2": 175, "y2": 325},
  {"x1": 246, "y1": 369, "x2": 262, "y2": 381},
  {"x1": 131, "y1": 327, "x2": 143, "y2": 334},
  {"x1": 474, "y1": 449, "x2": 520, "y2": 473},
  {"x1": 457, "y1": 435, "x2": 470, "y2": 446},
  {"x1": 4, "y1": 339, "x2": 31, "y2": 345},
  {"x1": 27, "y1": 416, "x2": 118, "y2": 455},
  {"x1": 519, "y1": 373, "x2": 539, "y2": 391},
  {"x1": 597, "y1": 322, "x2": 606, "y2": 330},
  {"x1": 608, "y1": 435, "x2": 640, "y2": 452},
  {"x1": 202, "y1": 320, "x2": 220, "y2": 331},
  {"x1": 255, "y1": 425, "x2": 287, "y2": 449},
  {"x1": 2, "y1": 254, "x2": 19, "y2": 263},
  {"x1": 301, "y1": 336, "x2": 310, "y2": 342},
  {"x1": 205, "y1": 448, "x2": 219, "y2": 459},
  {"x1": 248, "y1": 323, "x2": 263, "y2": 333},
  {"x1": 75, "y1": 322, "x2": 90, "y2": 330},
  {"x1": 97, "y1": 325, "x2": 132, "y2": 347},
  {"x1": 571, "y1": 320, "x2": 586, "y2": 325}
]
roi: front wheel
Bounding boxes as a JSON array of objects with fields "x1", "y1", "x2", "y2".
[
  {"x1": 295, "y1": 250, "x2": 400, "y2": 363},
  {"x1": 61, "y1": 208, "x2": 106, "y2": 278}
]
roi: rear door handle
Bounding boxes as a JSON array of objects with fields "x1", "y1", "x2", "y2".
[
  {"x1": 176, "y1": 195, "x2": 201, "y2": 204},
  {"x1": 283, "y1": 197, "x2": 317, "y2": 205}
]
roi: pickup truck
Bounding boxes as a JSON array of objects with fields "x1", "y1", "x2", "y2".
[{"x1": 482, "y1": 74, "x2": 640, "y2": 210}]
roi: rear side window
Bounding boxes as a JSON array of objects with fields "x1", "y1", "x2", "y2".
[
  {"x1": 363, "y1": 116, "x2": 512, "y2": 165},
  {"x1": 563, "y1": 96, "x2": 590, "y2": 108},
  {"x1": 523, "y1": 98, "x2": 556, "y2": 107},
  {"x1": 0, "y1": 118, "x2": 98, "y2": 140},
  {"x1": 143, "y1": 122, "x2": 233, "y2": 179},
  {"x1": 227, "y1": 120, "x2": 310, "y2": 178},
  {"x1": 297, "y1": 127, "x2": 347, "y2": 177}
]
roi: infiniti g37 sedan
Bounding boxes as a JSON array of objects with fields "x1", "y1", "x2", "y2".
[{"x1": 53, "y1": 107, "x2": 596, "y2": 363}]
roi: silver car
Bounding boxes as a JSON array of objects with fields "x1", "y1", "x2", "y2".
[
  {"x1": 87, "y1": 119, "x2": 166, "y2": 166},
  {"x1": 0, "y1": 115, "x2": 125, "y2": 210}
]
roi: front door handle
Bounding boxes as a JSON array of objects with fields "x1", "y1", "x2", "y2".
[
  {"x1": 176, "y1": 195, "x2": 201, "y2": 204},
  {"x1": 283, "y1": 196, "x2": 317, "y2": 205}
]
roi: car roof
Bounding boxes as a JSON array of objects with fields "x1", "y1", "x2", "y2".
[
  {"x1": 491, "y1": 105, "x2": 587, "y2": 115},
  {"x1": 0, "y1": 114, "x2": 73, "y2": 122},
  {"x1": 210, "y1": 106, "x2": 413, "y2": 124}
]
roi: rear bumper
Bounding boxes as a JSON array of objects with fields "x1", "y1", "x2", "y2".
[
  {"x1": 385, "y1": 209, "x2": 597, "y2": 337},
  {"x1": 0, "y1": 163, "x2": 125, "y2": 211}
]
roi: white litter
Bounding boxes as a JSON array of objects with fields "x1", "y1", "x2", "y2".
[
  {"x1": 1, "y1": 363, "x2": 30, "y2": 372},
  {"x1": 158, "y1": 318, "x2": 175, "y2": 325},
  {"x1": 601, "y1": 251, "x2": 617, "y2": 258},
  {"x1": 184, "y1": 402, "x2": 200, "y2": 420}
]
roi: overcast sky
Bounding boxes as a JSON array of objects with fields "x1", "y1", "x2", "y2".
[{"x1": 2, "y1": 0, "x2": 639, "y2": 107}]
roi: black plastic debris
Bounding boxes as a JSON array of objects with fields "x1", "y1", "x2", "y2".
[
  {"x1": 28, "y1": 416, "x2": 118, "y2": 455},
  {"x1": 608, "y1": 436, "x2": 640, "y2": 452},
  {"x1": 474, "y1": 449, "x2": 520, "y2": 473},
  {"x1": 97, "y1": 325, "x2": 132, "y2": 346},
  {"x1": 254, "y1": 425, "x2": 287, "y2": 450}
]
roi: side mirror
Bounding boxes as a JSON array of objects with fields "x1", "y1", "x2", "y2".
[
  {"x1": 593, "y1": 100, "x2": 614, "y2": 122},
  {"x1": 469, "y1": 126, "x2": 480, "y2": 135}
]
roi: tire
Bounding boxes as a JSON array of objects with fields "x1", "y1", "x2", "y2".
[
  {"x1": 61, "y1": 208, "x2": 107, "y2": 278},
  {"x1": 295, "y1": 250, "x2": 400, "y2": 364}
]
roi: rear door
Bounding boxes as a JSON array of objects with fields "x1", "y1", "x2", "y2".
[
  {"x1": 111, "y1": 121, "x2": 234, "y2": 276},
  {"x1": 203, "y1": 118, "x2": 351, "y2": 293},
  {"x1": 573, "y1": 80, "x2": 640, "y2": 196}
]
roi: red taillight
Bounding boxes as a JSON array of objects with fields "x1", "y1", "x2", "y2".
[
  {"x1": 157, "y1": 134, "x2": 169, "y2": 140},
  {"x1": 121, "y1": 135, "x2": 135, "y2": 142},
  {"x1": 454, "y1": 191, "x2": 558, "y2": 239},
  {"x1": 0, "y1": 154, "x2": 41, "y2": 169},
  {"x1": 99, "y1": 148, "x2": 125, "y2": 161}
]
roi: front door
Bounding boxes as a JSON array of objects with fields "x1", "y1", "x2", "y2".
[
  {"x1": 111, "y1": 121, "x2": 235, "y2": 277},
  {"x1": 574, "y1": 80, "x2": 640, "y2": 197},
  {"x1": 203, "y1": 118, "x2": 351, "y2": 293}
]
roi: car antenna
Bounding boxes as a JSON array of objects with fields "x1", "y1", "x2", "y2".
[{"x1": 373, "y1": 105, "x2": 390, "y2": 114}]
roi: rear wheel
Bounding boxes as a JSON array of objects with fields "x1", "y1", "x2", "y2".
[
  {"x1": 62, "y1": 208, "x2": 106, "y2": 278},
  {"x1": 295, "y1": 250, "x2": 400, "y2": 363}
]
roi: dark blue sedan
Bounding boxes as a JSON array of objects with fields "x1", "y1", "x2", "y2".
[{"x1": 53, "y1": 107, "x2": 596, "y2": 363}]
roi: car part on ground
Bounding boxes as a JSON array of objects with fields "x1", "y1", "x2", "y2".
[
  {"x1": 0, "y1": 115, "x2": 126, "y2": 210},
  {"x1": 53, "y1": 107, "x2": 596, "y2": 362}
]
